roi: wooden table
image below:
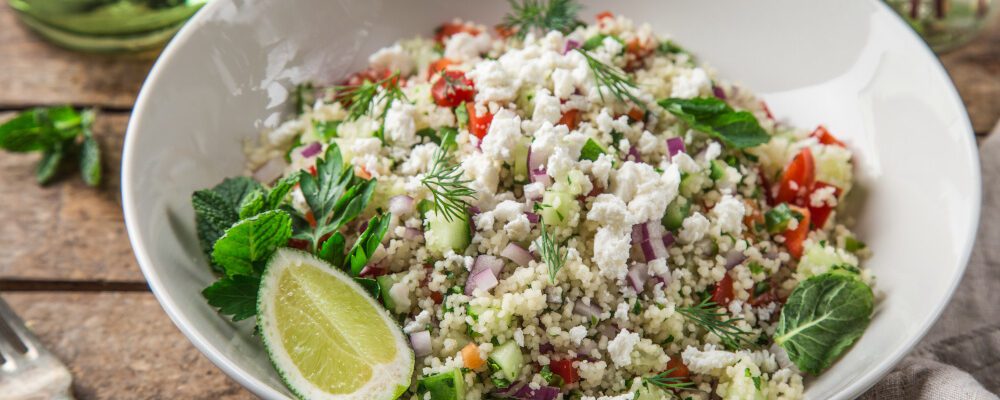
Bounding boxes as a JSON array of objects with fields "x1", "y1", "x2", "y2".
[{"x1": 0, "y1": 3, "x2": 996, "y2": 399}]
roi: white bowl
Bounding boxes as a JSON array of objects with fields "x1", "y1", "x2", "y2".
[{"x1": 122, "y1": 0, "x2": 981, "y2": 398}]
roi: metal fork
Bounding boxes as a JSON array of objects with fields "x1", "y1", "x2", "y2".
[{"x1": 0, "y1": 296, "x2": 74, "y2": 400}]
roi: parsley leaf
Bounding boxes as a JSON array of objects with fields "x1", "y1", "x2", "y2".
[
  {"x1": 659, "y1": 97, "x2": 770, "y2": 149},
  {"x1": 774, "y1": 270, "x2": 874, "y2": 374},
  {"x1": 297, "y1": 145, "x2": 377, "y2": 250},
  {"x1": 211, "y1": 210, "x2": 293, "y2": 278},
  {"x1": 579, "y1": 138, "x2": 607, "y2": 161},
  {"x1": 346, "y1": 212, "x2": 392, "y2": 276},
  {"x1": 202, "y1": 275, "x2": 260, "y2": 322}
]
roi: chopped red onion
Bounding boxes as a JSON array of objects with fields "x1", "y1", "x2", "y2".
[
  {"x1": 712, "y1": 85, "x2": 727, "y2": 100},
  {"x1": 597, "y1": 323, "x2": 619, "y2": 339},
  {"x1": 472, "y1": 254, "x2": 505, "y2": 277},
  {"x1": 300, "y1": 141, "x2": 322, "y2": 158},
  {"x1": 409, "y1": 330, "x2": 432, "y2": 357},
  {"x1": 525, "y1": 212, "x2": 540, "y2": 224},
  {"x1": 573, "y1": 301, "x2": 603, "y2": 320},
  {"x1": 538, "y1": 343, "x2": 555, "y2": 354},
  {"x1": 627, "y1": 263, "x2": 649, "y2": 292},
  {"x1": 468, "y1": 206, "x2": 482, "y2": 215},
  {"x1": 530, "y1": 168, "x2": 552, "y2": 186},
  {"x1": 388, "y1": 195, "x2": 415, "y2": 216},
  {"x1": 495, "y1": 384, "x2": 560, "y2": 400},
  {"x1": 631, "y1": 224, "x2": 645, "y2": 244},
  {"x1": 563, "y1": 39, "x2": 581, "y2": 54},
  {"x1": 724, "y1": 250, "x2": 747, "y2": 270},
  {"x1": 528, "y1": 145, "x2": 552, "y2": 174},
  {"x1": 667, "y1": 137, "x2": 686, "y2": 158},
  {"x1": 501, "y1": 243, "x2": 534, "y2": 266},
  {"x1": 662, "y1": 231, "x2": 675, "y2": 248},
  {"x1": 626, "y1": 146, "x2": 641, "y2": 162},
  {"x1": 402, "y1": 227, "x2": 424, "y2": 242},
  {"x1": 252, "y1": 158, "x2": 287, "y2": 184},
  {"x1": 465, "y1": 268, "x2": 499, "y2": 295}
]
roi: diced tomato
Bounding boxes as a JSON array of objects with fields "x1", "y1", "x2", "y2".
[
  {"x1": 304, "y1": 210, "x2": 317, "y2": 228},
  {"x1": 549, "y1": 358, "x2": 579, "y2": 384},
  {"x1": 664, "y1": 357, "x2": 690, "y2": 379},
  {"x1": 558, "y1": 109, "x2": 581, "y2": 130},
  {"x1": 775, "y1": 148, "x2": 815, "y2": 205},
  {"x1": 342, "y1": 68, "x2": 396, "y2": 87},
  {"x1": 428, "y1": 58, "x2": 457, "y2": 79},
  {"x1": 626, "y1": 107, "x2": 644, "y2": 122},
  {"x1": 308, "y1": 165, "x2": 318, "y2": 176},
  {"x1": 356, "y1": 165, "x2": 373, "y2": 180},
  {"x1": 429, "y1": 291, "x2": 444, "y2": 304},
  {"x1": 811, "y1": 125, "x2": 845, "y2": 147},
  {"x1": 466, "y1": 102, "x2": 493, "y2": 140},
  {"x1": 807, "y1": 181, "x2": 841, "y2": 229},
  {"x1": 711, "y1": 272, "x2": 734, "y2": 306},
  {"x1": 596, "y1": 11, "x2": 614, "y2": 20},
  {"x1": 494, "y1": 24, "x2": 516, "y2": 39},
  {"x1": 432, "y1": 70, "x2": 476, "y2": 107},
  {"x1": 760, "y1": 101, "x2": 775, "y2": 120},
  {"x1": 287, "y1": 238, "x2": 310, "y2": 250},
  {"x1": 784, "y1": 206, "x2": 810, "y2": 259},
  {"x1": 435, "y1": 21, "x2": 481, "y2": 44}
]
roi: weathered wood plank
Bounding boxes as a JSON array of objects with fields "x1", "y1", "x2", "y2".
[
  {"x1": 0, "y1": 112, "x2": 143, "y2": 281},
  {"x1": 939, "y1": 14, "x2": 1000, "y2": 135},
  {"x1": 0, "y1": 4, "x2": 154, "y2": 108},
  {"x1": 2, "y1": 292, "x2": 254, "y2": 399}
]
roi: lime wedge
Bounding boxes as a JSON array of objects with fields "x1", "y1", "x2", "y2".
[{"x1": 257, "y1": 249, "x2": 413, "y2": 399}]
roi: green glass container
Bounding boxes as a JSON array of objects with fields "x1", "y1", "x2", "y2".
[
  {"x1": 8, "y1": 0, "x2": 208, "y2": 53},
  {"x1": 885, "y1": 0, "x2": 997, "y2": 52}
]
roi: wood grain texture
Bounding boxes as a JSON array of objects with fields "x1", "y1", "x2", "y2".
[
  {"x1": 0, "y1": 4, "x2": 155, "y2": 109},
  {"x1": 940, "y1": 14, "x2": 1000, "y2": 135},
  {"x1": 0, "y1": 112, "x2": 143, "y2": 281},
  {"x1": 1, "y1": 292, "x2": 254, "y2": 399}
]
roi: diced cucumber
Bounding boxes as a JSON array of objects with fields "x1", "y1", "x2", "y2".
[
  {"x1": 679, "y1": 173, "x2": 705, "y2": 197},
  {"x1": 488, "y1": 341, "x2": 524, "y2": 383},
  {"x1": 709, "y1": 159, "x2": 727, "y2": 181},
  {"x1": 418, "y1": 369, "x2": 466, "y2": 400},
  {"x1": 579, "y1": 138, "x2": 607, "y2": 162},
  {"x1": 466, "y1": 303, "x2": 486, "y2": 321},
  {"x1": 661, "y1": 196, "x2": 690, "y2": 231},
  {"x1": 376, "y1": 274, "x2": 401, "y2": 311},
  {"x1": 539, "y1": 190, "x2": 579, "y2": 227},
  {"x1": 515, "y1": 87, "x2": 537, "y2": 115},
  {"x1": 764, "y1": 203, "x2": 798, "y2": 234},
  {"x1": 455, "y1": 102, "x2": 469, "y2": 130},
  {"x1": 425, "y1": 209, "x2": 471, "y2": 256},
  {"x1": 635, "y1": 384, "x2": 671, "y2": 400},
  {"x1": 511, "y1": 137, "x2": 531, "y2": 184},
  {"x1": 581, "y1": 34, "x2": 625, "y2": 52},
  {"x1": 417, "y1": 199, "x2": 434, "y2": 218}
]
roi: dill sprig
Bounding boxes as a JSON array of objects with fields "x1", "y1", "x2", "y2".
[
  {"x1": 501, "y1": 0, "x2": 583, "y2": 39},
  {"x1": 421, "y1": 146, "x2": 476, "y2": 222},
  {"x1": 335, "y1": 72, "x2": 407, "y2": 139},
  {"x1": 643, "y1": 369, "x2": 698, "y2": 391},
  {"x1": 676, "y1": 298, "x2": 753, "y2": 350},
  {"x1": 537, "y1": 214, "x2": 566, "y2": 283},
  {"x1": 576, "y1": 48, "x2": 646, "y2": 110}
]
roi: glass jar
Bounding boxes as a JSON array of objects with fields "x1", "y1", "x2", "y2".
[
  {"x1": 8, "y1": 0, "x2": 208, "y2": 53},
  {"x1": 884, "y1": 0, "x2": 997, "y2": 52}
]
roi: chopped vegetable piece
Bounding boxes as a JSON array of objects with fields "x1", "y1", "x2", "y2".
[{"x1": 461, "y1": 342, "x2": 486, "y2": 369}]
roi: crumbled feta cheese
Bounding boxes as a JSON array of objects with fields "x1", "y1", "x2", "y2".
[
  {"x1": 368, "y1": 44, "x2": 414, "y2": 76},
  {"x1": 681, "y1": 344, "x2": 739, "y2": 374},
  {"x1": 610, "y1": 162, "x2": 680, "y2": 223},
  {"x1": 587, "y1": 194, "x2": 630, "y2": 226},
  {"x1": 462, "y1": 151, "x2": 500, "y2": 194},
  {"x1": 589, "y1": 153, "x2": 614, "y2": 188},
  {"x1": 592, "y1": 227, "x2": 632, "y2": 281},
  {"x1": 595, "y1": 109, "x2": 631, "y2": 135},
  {"x1": 384, "y1": 102, "x2": 418, "y2": 147},
  {"x1": 532, "y1": 89, "x2": 563, "y2": 125},
  {"x1": 481, "y1": 109, "x2": 523, "y2": 162},
  {"x1": 712, "y1": 194, "x2": 746, "y2": 235},
  {"x1": 524, "y1": 182, "x2": 547, "y2": 200},
  {"x1": 468, "y1": 60, "x2": 517, "y2": 104},
  {"x1": 607, "y1": 329, "x2": 640, "y2": 367},
  {"x1": 672, "y1": 151, "x2": 701, "y2": 173},
  {"x1": 568, "y1": 325, "x2": 588, "y2": 345},
  {"x1": 400, "y1": 143, "x2": 439, "y2": 175},
  {"x1": 679, "y1": 212, "x2": 710, "y2": 243},
  {"x1": 670, "y1": 67, "x2": 710, "y2": 99},
  {"x1": 443, "y1": 32, "x2": 492, "y2": 62},
  {"x1": 551, "y1": 68, "x2": 575, "y2": 99}
]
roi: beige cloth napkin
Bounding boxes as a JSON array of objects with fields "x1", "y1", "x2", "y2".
[{"x1": 862, "y1": 123, "x2": 1000, "y2": 399}]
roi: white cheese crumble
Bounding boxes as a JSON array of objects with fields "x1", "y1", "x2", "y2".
[
  {"x1": 368, "y1": 44, "x2": 414, "y2": 76},
  {"x1": 607, "y1": 329, "x2": 640, "y2": 368}
]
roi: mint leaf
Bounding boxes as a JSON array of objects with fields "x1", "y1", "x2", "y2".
[
  {"x1": 346, "y1": 212, "x2": 391, "y2": 276},
  {"x1": 774, "y1": 271, "x2": 874, "y2": 374},
  {"x1": 579, "y1": 138, "x2": 606, "y2": 161},
  {"x1": 266, "y1": 172, "x2": 300, "y2": 210},
  {"x1": 36, "y1": 143, "x2": 65, "y2": 185},
  {"x1": 202, "y1": 275, "x2": 260, "y2": 322},
  {"x1": 78, "y1": 110, "x2": 101, "y2": 187},
  {"x1": 659, "y1": 97, "x2": 770, "y2": 149},
  {"x1": 212, "y1": 210, "x2": 292, "y2": 277},
  {"x1": 192, "y1": 177, "x2": 263, "y2": 262},
  {"x1": 238, "y1": 189, "x2": 266, "y2": 219}
]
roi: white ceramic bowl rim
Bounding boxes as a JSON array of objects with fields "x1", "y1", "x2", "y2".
[{"x1": 122, "y1": 1, "x2": 981, "y2": 399}]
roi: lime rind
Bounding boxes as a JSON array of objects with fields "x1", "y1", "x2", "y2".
[{"x1": 257, "y1": 248, "x2": 414, "y2": 400}]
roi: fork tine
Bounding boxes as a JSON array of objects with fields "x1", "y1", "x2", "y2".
[{"x1": 0, "y1": 297, "x2": 33, "y2": 358}]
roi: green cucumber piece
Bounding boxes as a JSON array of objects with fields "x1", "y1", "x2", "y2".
[
  {"x1": 488, "y1": 341, "x2": 524, "y2": 383},
  {"x1": 418, "y1": 369, "x2": 466, "y2": 400},
  {"x1": 376, "y1": 274, "x2": 400, "y2": 311},
  {"x1": 512, "y1": 137, "x2": 531, "y2": 184},
  {"x1": 662, "y1": 196, "x2": 690, "y2": 231},
  {"x1": 539, "y1": 190, "x2": 578, "y2": 227},
  {"x1": 709, "y1": 159, "x2": 727, "y2": 181},
  {"x1": 425, "y1": 209, "x2": 471, "y2": 256}
]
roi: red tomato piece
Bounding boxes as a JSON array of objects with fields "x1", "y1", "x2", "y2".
[
  {"x1": 711, "y1": 272, "x2": 735, "y2": 306},
  {"x1": 428, "y1": 58, "x2": 457, "y2": 79},
  {"x1": 811, "y1": 125, "x2": 846, "y2": 147},
  {"x1": 665, "y1": 357, "x2": 690, "y2": 379},
  {"x1": 748, "y1": 281, "x2": 780, "y2": 307},
  {"x1": 596, "y1": 11, "x2": 614, "y2": 20},
  {"x1": 775, "y1": 148, "x2": 815, "y2": 205},
  {"x1": 466, "y1": 102, "x2": 493, "y2": 140},
  {"x1": 432, "y1": 70, "x2": 476, "y2": 108},
  {"x1": 435, "y1": 21, "x2": 481, "y2": 44},
  {"x1": 494, "y1": 24, "x2": 516, "y2": 39},
  {"x1": 304, "y1": 210, "x2": 317, "y2": 228},
  {"x1": 558, "y1": 109, "x2": 581, "y2": 130},
  {"x1": 549, "y1": 359, "x2": 579, "y2": 384},
  {"x1": 784, "y1": 206, "x2": 811, "y2": 259},
  {"x1": 807, "y1": 181, "x2": 841, "y2": 229},
  {"x1": 626, "y1": 107, "x2": 644, "y2": 122},
  {"x1": 429, "y1": 291, "x2": 444, "y2": 304},
  {"x1": 287, "y1": 238, "x2": 310, "y2": 250}
]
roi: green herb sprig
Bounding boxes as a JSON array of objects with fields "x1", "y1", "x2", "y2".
[
  {"x1": 336, "y1": 72, "x2": 407, "y2": 140},
  {"x1": 421, "y1": 145, "x2": 476, "y2": 222},
  {"x1": 536, "y1": 210, "x2": 566, "y2": 283},
  {"x1": 658, "y1": 97, "x2": 770, "y2": 149},
  {"x1": 676, "y1": 298, "x2": 753, "y2": 350},
  {"x1": 0, "y1": 107, "x2": 103, "y2": 186},
  {"x1": 576, "y1": 48, "x2": 646, "y2": 110},
  {"x1": 501, "y1": 0, "x2": 583, "y2": 39},
  {"x1": 643, "y1": 368, "x2": 697, "y2": 391}
]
